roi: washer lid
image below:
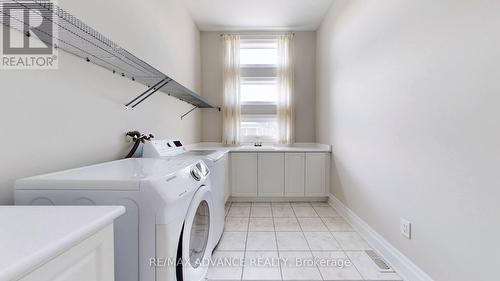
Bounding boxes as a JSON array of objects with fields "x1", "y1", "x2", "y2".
[{"x1": 15, "y1": 158, "x2": 197, "y2": 190}]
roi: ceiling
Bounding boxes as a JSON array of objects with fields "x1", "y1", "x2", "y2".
[{"x1": 184, "y1": 0, "x2": 334, "y2": 31}]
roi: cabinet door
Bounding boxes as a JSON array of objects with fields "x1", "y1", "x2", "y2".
[
  {"x1": 305, "y1": 153, "x2": 327, "y2": 196},
  {"x1": 285, "y1": 153, "x2": 305, "y2": 197},
  {"x1": 20, "y1": 225, "x2": 115, "y2": 281},
  {"x1": 258, "y1": 153, "x2": 285, "y2": 197},
  {"x1": 231, "y1": 153, "x2": 258, "y2": 197}
]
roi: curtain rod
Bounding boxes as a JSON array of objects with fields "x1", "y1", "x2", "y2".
[{"x1": 219, "y1": 32, "x2": 295, "y2": 37}]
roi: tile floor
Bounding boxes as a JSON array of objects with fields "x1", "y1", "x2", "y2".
[{"x1": 208, "y1": 201, "x2": 403, "y2": 281}]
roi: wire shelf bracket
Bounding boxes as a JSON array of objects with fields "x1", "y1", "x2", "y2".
[
  {"x1": 125, "y1": 78, "x2": 172, "y2": 110},
  {"x1": 180, "y1": 106, "x2": 198, "y2": 120},
  {"x1": 180, "y1": 105, "x2": 221, "y2": 120}
]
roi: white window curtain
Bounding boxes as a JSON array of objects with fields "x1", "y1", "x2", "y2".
[
  {"x1": 277, "y1": 34, "x2": 295, "y2": 144},
  {"x1": 222, "y1": 34, "x2": 241, "y2": 145}
]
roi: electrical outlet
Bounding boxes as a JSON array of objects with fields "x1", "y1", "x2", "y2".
[{"x1": 400, "y1": 218, "x2": 411, "y2": 239}]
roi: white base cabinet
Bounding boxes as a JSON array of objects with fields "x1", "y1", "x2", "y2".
[
  {"x1": 305, "y1": 153, "x2": 328, "y2": 196},
  {"x1": 258, "y1": 153, "x2": 285, "y2": 197},
  {"x1": 285, "y1": 153, "x2": 306, "y2": 197},
  {"x1": 231, "y1": 153, "x2": 258, "y2": 197},
  {"x1": 231, "y1": 152, "x2": 329, "y2": 198},
  {"x1": 20, "y1": 224, "x2": 115, "y2": 281}
]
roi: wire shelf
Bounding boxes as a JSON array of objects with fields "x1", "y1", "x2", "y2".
[{"x1": 0, "y1": 0, "x2": 217, "y2": 109}]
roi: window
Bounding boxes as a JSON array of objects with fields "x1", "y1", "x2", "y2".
[
  {"x1": 241, "y1": 115, "x2": 278, "y2": 142},
  {"x1": 239, "y1": 38, "x2": 278, "y2": 143},
  {"x1": 240, "y1": 78, "x2": 277, "y2": 103}
]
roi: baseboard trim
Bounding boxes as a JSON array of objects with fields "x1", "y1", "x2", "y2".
[{"x1": 328, "y1": 194, "x2": 433, "y2": 281}]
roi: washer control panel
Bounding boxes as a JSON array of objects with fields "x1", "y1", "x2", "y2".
[{"x1": 143, "y1": 139, "x2": 184, "y2": 157}]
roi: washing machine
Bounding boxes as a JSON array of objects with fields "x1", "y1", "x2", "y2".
[
  {"x1": 143, "y1": 139, "x2": 228, "y2": 248},
  {"x1": 15, "y1": 157, "x2": 214, "y2": 281}
]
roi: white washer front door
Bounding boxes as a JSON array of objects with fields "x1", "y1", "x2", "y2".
[{"x1": 182, "y1": 185, "x2": 214, "y2": 281}]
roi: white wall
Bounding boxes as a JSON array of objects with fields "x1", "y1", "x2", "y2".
[
  {"x1": 200, "y1": 31, "x2": 317, "y2": 143},
  {"x1": 0, "y1": 0, "x2": 202, "y2": 204},
  {"x1": 200, "y1": 31, "x2": 224, "y2": 142},
  {"x1": 316, "y1": 1, "x2": 500, "y2": 280}
]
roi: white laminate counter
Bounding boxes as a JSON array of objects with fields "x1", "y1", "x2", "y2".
[
  {"x1": 188, "y1": 142, "x2": 331, "y2": 153},
  {"x1": 0, "y1": 206, "x2": 125, "y2": 281}
]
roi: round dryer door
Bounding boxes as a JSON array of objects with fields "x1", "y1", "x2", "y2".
[{"x1": 181, "y1": 185, "x2": 214, "y2": 281}]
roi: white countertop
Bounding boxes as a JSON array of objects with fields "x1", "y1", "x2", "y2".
[
  {"x1": 188, "y1": 142, "x2": 331, "y2": 153},
  {"x1": 0, "y1": 206, "x2": 125, "y2": 281}
]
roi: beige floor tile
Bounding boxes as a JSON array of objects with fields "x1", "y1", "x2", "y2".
[
  {"x1": 272, "y1": 202, "x2": 291, "y2": 207},
  {"x1": 218, "y1": 232, "x2": 247, "y2": 251},
  {"x1": 276, "y1": 232, "x2": 310, "y2": 251},
  {"x1": 252, "y1": 202, "x2": 271, "y2": 207},
  {"x1": 215, "y1": 201, "x2": 404, "y2": 281},
  {"x1": 251, "y1": 206, "x2": 273, "y2": 218},
  {"x1": 290, "y1": 202, "x2": 312, "y2": 207},
  {"x1": 225, "y1": 217, "x2": 249, "y2": 232},
  {"x1": 232, "y1": 202, "x2": 252, "y2": 207},
  {"x1": 310, "y1": 202, "x2": 331, "y2": 207},
  {"x1": 228, "y1": 206, "x2": 251, "y2": 217},
  {"x1": 292, "y1": 206, "x2": 318, "y2": 217},
  {"x1": 304, "y1": 232, "x2": 341, "y2": 251},
  {"x1": 313, "y1": 206, "x2": 339, "y2": 217},
  {"x1": 322, "y1": 217, "x2": 353, "y2": 231},
  {"x1": 332, "y1": 232, "x2": 371, "y2": 250},
  {"x1": 243, "y1": 251, "x2": 281, "y2": 280},
  {"x1": 272, "y1": 206, "x2": 295, "y2": 218},
  {"x1": 298, "y1": 217, "x2": 328, "y2": 231},
  {"x1": 247, "y1": 232, "x2": 277, "y2": 251},
  {"x1": 274, "y1": 217, "x2": 301, "y2": 231},
  {"x1": 249, "y1": 218, "x2": 274, "y2": 231}
]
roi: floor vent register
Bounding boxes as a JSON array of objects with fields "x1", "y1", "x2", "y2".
[{"x1": 365, "y1": 250, "x2": 395, "y2": 273}]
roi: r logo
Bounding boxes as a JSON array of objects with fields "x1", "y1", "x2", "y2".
[{"x1": 2, "y1": 1, "x2": 54, "y2": 55}]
